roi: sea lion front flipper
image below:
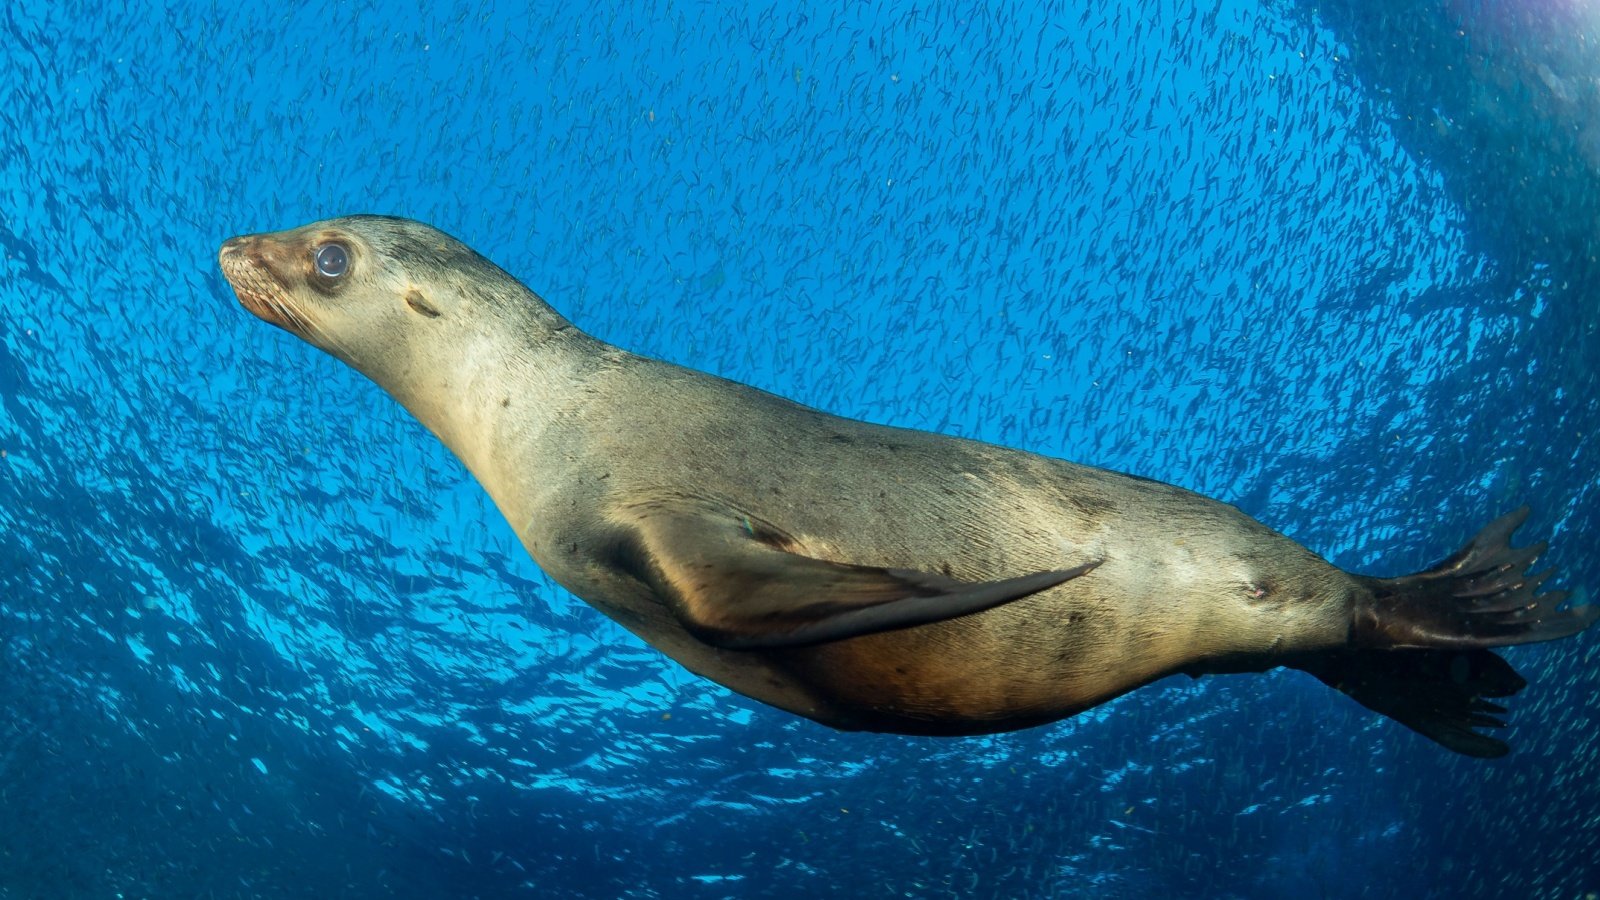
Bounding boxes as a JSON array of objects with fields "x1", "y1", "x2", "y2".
[{"x1": 611, "y1": 501, "x2": 1100, "y2": 650}]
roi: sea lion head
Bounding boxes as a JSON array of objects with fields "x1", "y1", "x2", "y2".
[
  {"x1": 218, "y1": 214, "x2": 544, "y2": 370},
  {"x1": 220, "y1": 215, "x2": 579, "y2": 460}
]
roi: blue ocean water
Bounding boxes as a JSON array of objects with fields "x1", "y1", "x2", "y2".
[{"x1": 3, "y1": 1, "x2": 1598, "y2": 897}]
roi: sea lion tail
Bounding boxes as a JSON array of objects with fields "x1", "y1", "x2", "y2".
[
  {"x1": 1349, "y1": 506, "x2": 1598, "y2": 650},
  {"x1": 1299, "y1": 506, "x2": 1598, "y2": 757},
  {"x1": 1296, "y1": 647, "x2": 1525, "y2": 758}
]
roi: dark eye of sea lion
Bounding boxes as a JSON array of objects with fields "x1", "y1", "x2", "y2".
[{"x1": 313, "y1": 243, "x2": 349, "y2": 279}]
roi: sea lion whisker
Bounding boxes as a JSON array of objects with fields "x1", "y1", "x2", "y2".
[{"x1": 270, "y1": 293, "x2": 350, "y2": 359}]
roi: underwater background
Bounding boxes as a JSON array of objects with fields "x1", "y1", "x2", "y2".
[{"x1": 3, "y1": 1, "x2": 1598, "y2": 897}]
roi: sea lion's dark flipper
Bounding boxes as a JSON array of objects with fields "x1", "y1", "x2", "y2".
[
  {"x1": 1351, "y1": 506, "x2": 1598, "y2": 650},
  {"x1": 612, "y1": 501, "x2": 1100, "y2": 649},
  {"x1": 1296, "y1": 648, "x2": 1525, "y2": 758}
]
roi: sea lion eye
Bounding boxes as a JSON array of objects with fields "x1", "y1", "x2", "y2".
[{"x1": 313, "y1": 243, "x2": 349, "y2": 278}]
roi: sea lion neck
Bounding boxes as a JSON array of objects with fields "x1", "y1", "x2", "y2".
[{"x1": 399, "y1": 292, "x2": 608, "y2": 494}]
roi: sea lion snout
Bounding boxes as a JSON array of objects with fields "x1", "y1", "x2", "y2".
[
  {"x1": 219, "y1": 234, "x2": 305, "y2": 334},
  {"x1": 219, "y1": 233, "x2": 292, "y2": 276}
]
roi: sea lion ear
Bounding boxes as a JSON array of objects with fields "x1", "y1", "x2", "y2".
[
  {"x1": 404, "y1": 289, "x2": 442, "y2": 319},
  {"x1": 608, "y1": 499, "x2": 1100, "y2": 649}
]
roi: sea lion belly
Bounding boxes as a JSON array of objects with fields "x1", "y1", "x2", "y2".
[
  {"x1": 763, "y1": 489, "x2": 1357, "y2": 734},
  {"x1": 520, "y1": 363, "x2": 1357, "y2": 735}
]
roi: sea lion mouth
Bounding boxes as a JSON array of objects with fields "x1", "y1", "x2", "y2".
[{"x1": 219, "y1": 237, "x2": 311, "y2": 336}]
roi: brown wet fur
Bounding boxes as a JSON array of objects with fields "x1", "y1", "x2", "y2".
[{"x1": 220, "y1": 215, "x2": 1596, "y2": 755}]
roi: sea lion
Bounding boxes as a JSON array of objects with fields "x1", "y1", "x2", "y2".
[{"x1": 219, "y1": 215, "x2": 1597, "y2": 758}]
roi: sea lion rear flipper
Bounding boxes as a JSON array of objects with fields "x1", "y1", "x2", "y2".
[
  {"x1": 1351, "y1": 506, "x2": 1598, "y2": 650},
  {"x1": 1296, "y1": 648, "x2": 1526, "y2": 758},
  {"x1": 611, "y1": 502, "x2": 1100, "y2": 649}
]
